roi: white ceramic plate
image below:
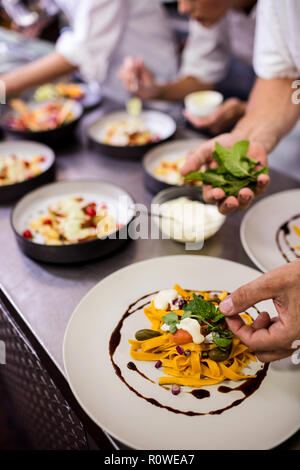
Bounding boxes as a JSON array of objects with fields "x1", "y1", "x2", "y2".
[
  {"x1": 143, "y1": 139, "x2": 206, "y2": 186},
  {"x1": 12, "y1": 180, "x2": 135, "y2": 244},
  {"x1": 241, "y1": 189, "x2": 300, "y2": 273},
  {"x1": 63, "y1": 255, "x2": 300, "y2": 450},
  {"x1": 88, "y1": 110, "x2": 176, "y2": 146},
  {"x1": 0, "y1": 140, "x2": 54, "y2": 175},
  {"x1": 0, "y1": 140, "x2": 55, "y2": 203}
]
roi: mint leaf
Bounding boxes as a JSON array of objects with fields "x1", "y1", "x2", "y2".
[
  {"x1": 184, "y1": 140, "x2": 269, "y2": 198},
  {"x1": 212, "y1": 333, "x2": 233, "y2": 350},
  {"x1": 222, "y1": 153, "x2": 251, "y2": 179},
  {"x1": 162, "y1": 312, "x2": 179, "y2": 333},
  {"x1": 212, "y1": 150, "x2": 224, "y2": 167},
  {"x1": 162, "y1": 312, "x2": 178, "y2": 324},
  {"x1": 183, "y1": 294, "x2": 223, "y2": 323},
  {"x1": 232, "y1": 140, "x2": 249, "y2": 159},
  {"x1": 181, "y1": 310, "x2": 192, "y2": 320},
  {"x1": 182, "y1": 294, "x2": 234, "y2": 349},
  {"x1": 169, "y1": 324, "x2": 178, "y2": 334},
  {"x1": 212, "y1": 329, "x2": 234, "y2": 349},
  {"x1": 253, "y1": 166, "x2": 269, "y2": 177}
]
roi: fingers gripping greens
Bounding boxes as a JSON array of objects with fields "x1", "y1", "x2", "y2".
[
  {"x1": 163, "y1": 294, "x2": 234, "y2": 351},
  {"x1": 185, "y1": 141, "x2": 269, "y2": 197}
]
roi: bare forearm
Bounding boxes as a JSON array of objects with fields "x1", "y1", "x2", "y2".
[
  {"x1": 156, "y1": 76, "x2": 214, "y2": 101},
  {"x1": 1, "y1": 51, "x2": 77, "y2": 97},
  {"x1": 233, "y1": 78, "x2": 300, "y2": 152}
]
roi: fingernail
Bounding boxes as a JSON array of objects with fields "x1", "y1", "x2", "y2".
[
  {"x1": 220, "y1": 296, "x2": 234, "y2": 315},
  {"x1": 226, "y1": 203, "x2": 236, "y2": 210}
]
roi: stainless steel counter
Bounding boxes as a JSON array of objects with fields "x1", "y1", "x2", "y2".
[{"x1": 0, "y1": 99, "x2": 299, "y2": 449}]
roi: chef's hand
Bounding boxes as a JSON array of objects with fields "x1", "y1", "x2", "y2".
[
  {"x1": 219, "y1": 261, "x2": 300, "y2": 362},
  {"x1": 184, "y1": 98, "x2": 246, "y2": 134},
  {"x1": 118, "y1": 56, "x2": 159, "y2": 100},
  {"x1": 180, "y1": 133, "x2": 270, "y2": 215}
]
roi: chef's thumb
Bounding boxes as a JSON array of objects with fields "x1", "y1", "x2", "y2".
[{"x1": 219, "y1": 271, "x2": 280, "y2": 317}]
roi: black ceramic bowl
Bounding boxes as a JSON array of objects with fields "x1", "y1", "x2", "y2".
[
  {"x1": 1, "y1": 99, "x2": 83, "y2": 144},
  {"x1": 88, "y1": 110, "x2": 176, "y2": 160},
  {"x1": 0, "y1": 141, "x2": 55, "y2": 203},
  {"x1": 143, "y1": 138, "x2": 206, "y2": 195},
  {"x1": 11, "y1": 180, "x2": 136, "y2": 264}
]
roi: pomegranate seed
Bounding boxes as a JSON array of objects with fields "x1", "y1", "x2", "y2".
[
  {"x1": 85, "y1": 206, "x2": 96, "y2": 217},
  {"x1": 176, "y1": 346, "x2": 184, "y2": 355},
  {"x1": 23, "y1": 230, "x2": 33, "y2": 239},
  {"x1": 171, "y1": 385, "x2": 181, "y2": 396}
]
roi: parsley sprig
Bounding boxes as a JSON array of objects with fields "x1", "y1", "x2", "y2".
[{"x1": 185, "y1": 141, "x2": 268, "y2": 197}]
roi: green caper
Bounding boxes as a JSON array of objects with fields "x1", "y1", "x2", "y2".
[
  {"x1": 135, "y1": 329, "x2": 162, "y2": 341},
  {"x1": 208, "y1": 348, "x2": 230, "y2": 362}
]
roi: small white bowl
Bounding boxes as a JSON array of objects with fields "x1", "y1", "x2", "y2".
[
  {"x1": 152, "y1": 187, "x2": 226, "y2": 244},
  {"x1": 184, "y1": 91, "x2": 224, "y2": 118}
]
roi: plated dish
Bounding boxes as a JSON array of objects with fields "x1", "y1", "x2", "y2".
[
  {"x1": 1, "y1": 99, "x2": 83, "y2": 143},
  {"x1": 102, "y1": 117, "x2": 160, "y2": 147},
  {"x1": 33, "y1": 81, "x2": 102, "y2": 110},
  {"x1": 88, "y1": 110, "x2": 176, "y2": 159},
  {"x1": 63, "y1": 255, "x2": 300, "y2": 450},
  {"x1": 23, "y1": 195, "x2": 119, "y2": 245},
  {"x1": 12, "y1": 180, "x2": 135, "y2": 264},
  {"x1": 0, "y1": 141, "x2": 55, "y2": 203},
  {"x1": 34, "y1": 83, "x2": 85, "y2": 102},
  {"x1": 241, "y1": 189, "x2": 300, "y2": 272},
  {"x1": 129, "y1": 285, "x2": 256, "y2": 394},
  {"x1": 143, "y1": 139, "x2": 206, "y2": 194},
  {"x1": 0, "y1": 153, "x2": 45, "y2": 186},
  {"x1": 6, "y1": 99, "x2": 76, "y2": 132}
]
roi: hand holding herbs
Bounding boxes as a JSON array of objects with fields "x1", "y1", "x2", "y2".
[{"x1": 185, "y1": 140, "x2": 269, "y2": 198}]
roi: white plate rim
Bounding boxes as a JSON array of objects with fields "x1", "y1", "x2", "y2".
[
  {"x1": 0, "y1": 140, "x2": 55, "y2": 188},
  {"x1": 240, "y1": 189, "x2": 300, "y2": 273},
  {"x1": 11, "y1": 179, "x2": 136, "y2": 245},
  {"x1": 87, "y1": 110, "x2": 176, "y2": 147},
  {"x1": 142, "y1": 138, "x2": 206, "y2": 183}
]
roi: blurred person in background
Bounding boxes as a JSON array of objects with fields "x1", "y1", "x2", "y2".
[
  {"x1": 0, "y1": 0, "x2": 178, "y2": 102},
  {"x1": 1, "y1": 0, "x2": 59, "y2": 40},
  {"x1": 119, "y1": 0, "x2": 257, "y2": 134},
  {"x1": 180, "y1": 0, "x2": 300, "y2": 216}
]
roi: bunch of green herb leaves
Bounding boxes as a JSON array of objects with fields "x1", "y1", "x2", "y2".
[
  {"x1": 162, "y1": 294, "x2": 233, "y2": 350},
  {"x1": 185, "y1": 140, "x2": 268, "y2": 197}
]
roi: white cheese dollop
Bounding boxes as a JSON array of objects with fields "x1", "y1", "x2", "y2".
[
  {"x1": 158, "y1": 197, "x2": 225, "y2": 243},
  {"x1": 153, "y1": 289, "x2": 178, "y2": 310},
  {"x1": 177, "y1": 318, "x2": 204, "y2": 345},
  {"x1": 204, "y1": 332, "x2": 214, "y2": 344}
]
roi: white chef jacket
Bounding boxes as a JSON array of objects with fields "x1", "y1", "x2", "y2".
[
  {"x1": 254, "y1": 0, "x2": 300, "y2": 79},
  {"x1": 180, "y1": 7, "x2": 256, "y2": 84},
  {"x1": 55, "y1": 0, "x2": 178, "y2": 102}
]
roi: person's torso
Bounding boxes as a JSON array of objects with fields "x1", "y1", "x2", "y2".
[
  {"x1": 55, "y1": 0, "x2": 179, "y2": 102},
  {"x1": 225, "y1": 6, "x2": 256, "y2": 66}
]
